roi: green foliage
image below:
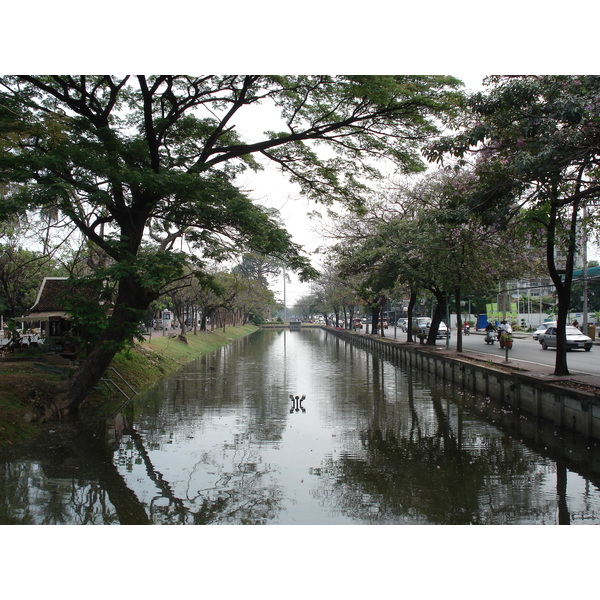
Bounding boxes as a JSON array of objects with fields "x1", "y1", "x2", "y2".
[
  {"x1": 0, "y1": 75, "x2": 466, "y2": 400},
  {"x1": 0, "y1": 247, "x2": 44, "y2": 317},
  {"x1": 431, "y1": 76, "x2": 600, "y2": 373},
  {"x1": 54, "y1": 277, "x2": 113, "y2": 354},
  {"x1": 0, "y1": 75, "x2": 465, "y2": 279}
]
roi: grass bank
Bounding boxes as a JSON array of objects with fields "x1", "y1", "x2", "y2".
[
  {"x1": 92, "y1": 325, "x2": 258, "y2": 404},
  {"x1": 0, "y1": 325, "x2": 258, "y2": 449}
]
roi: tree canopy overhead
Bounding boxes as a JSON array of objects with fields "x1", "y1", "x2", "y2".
[
  {"x1": 0, "y1": 76, "x2": 463, "y2": 265},
  {"x1": 0, "y1": 75, "x2": 464, "y2": 412}
]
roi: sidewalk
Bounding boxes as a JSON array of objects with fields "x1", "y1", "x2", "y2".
[
  {"x1": 356, "y1": 326, "x2": 600, "y2": 394},
  {"x1": 449, "y1": 330, "x2": 600, "y2": 394}
]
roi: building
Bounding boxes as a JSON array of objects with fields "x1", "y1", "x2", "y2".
[{"x1": 20, "y1": 277, "x2": 104, "y2": 351}]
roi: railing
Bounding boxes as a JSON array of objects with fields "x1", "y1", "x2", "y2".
[{"x1": 100, "y1": 367, "x2": 137, "y2": 402}]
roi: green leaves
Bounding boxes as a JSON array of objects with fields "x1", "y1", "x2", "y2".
[{"x1": 0, "y1": 75, "x2": 465, "y2": 375}]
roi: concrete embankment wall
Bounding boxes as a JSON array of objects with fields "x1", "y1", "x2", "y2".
[{"x1": 326, "y1": 327, "x2": 600, "y2": 442}]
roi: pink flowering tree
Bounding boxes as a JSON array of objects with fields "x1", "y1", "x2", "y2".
[
  {"x1": 330, "y1": 169, "x2": 539, "y2": 348},
  {"x1": 392, "y1": 171, "x2": 537, "y2": 348},
  {"x1": 429, "y1": 76, "x2": 600, "y2": 375}
]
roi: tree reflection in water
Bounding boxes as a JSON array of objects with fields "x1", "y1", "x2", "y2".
[
  {"x1": 0, "y1": 423, "x2": 145, "y2": 524},
  {"x1": 2, "y1": 329, "x2": 600, "y2": 524},
  {"x1": 308, "y1": 353, "x2": 598, "y2": 524},
  {"x1": 118, "y1": 424, "x2": 283, "y2": 525},
  {"x1": 0, "y1": 417, "x2": 284, "y2": 525}
]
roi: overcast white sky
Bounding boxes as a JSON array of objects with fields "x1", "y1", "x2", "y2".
[
  {"x1": 229, "y1": 74, "x2": 497, "y2": 308},
  {"x1": 6, "y1": 2, "x2": 600, "y2": 306}
]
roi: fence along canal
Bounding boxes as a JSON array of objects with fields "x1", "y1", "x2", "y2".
[{"x1": 326, "y1": 327, "x2": 600, "y2": 442}]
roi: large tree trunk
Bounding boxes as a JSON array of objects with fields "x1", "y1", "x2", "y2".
[
  {"x1": 553, "y1": 287, "x2": 572, "y2": 376},
  {"x1": 371, "y1": 305, "x2": 380, "y2": 335},
  {"x1": 455, "y1": 287, "x2": 463, "y2": 352},
  {"x1": 64, "y1": 275, "x2": 157, "y2": 415},
  {"x1": 546, "y1": 200, "x2": 577, "y2": 376},
  {"x1": 427, "y1": 289, "x2": 446, "y2": 346}
]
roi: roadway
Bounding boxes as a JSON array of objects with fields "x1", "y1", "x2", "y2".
[{"x1": 384, "y1": 327, "x2": 600, "y2": 378}]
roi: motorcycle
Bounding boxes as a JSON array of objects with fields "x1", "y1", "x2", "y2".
[
  {"x1": 463, "y1": 324, "x2": 470, "y2": 336},
  {"x1": 485, "y1": 329, "x2": 496, "y2": 345}
]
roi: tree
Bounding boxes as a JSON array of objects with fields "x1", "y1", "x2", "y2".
[
  {"x1": 0, "y1": 218, "x2": 59, "y2": 318},
  {"x1": 329, "y1": 168, "x2": 542, "y2": 347},
  {"x1": 404, "y1": 170, "x2": 543, "y2": 349},
  {"x1": 0, "y1": 75, "x2": 463, "y2": 414},
  {"x1": 292, "y1": 293, "x2": 319, "y2": 321},
  {"x1": 310, "y1": 260, "x2": 363, "y2": 328},
  {"x1": 431, "y1": 76, "x2": 600, "y2": 374},
  {"x1": 232, "y1": 252, "x2": 283, "y2": 288}
]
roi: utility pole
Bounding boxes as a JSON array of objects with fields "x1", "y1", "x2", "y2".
[
  {"x1": 582, "y1": 205, "x2": 589, "y2": 335},
  {"x1": 283, "y1": 270, "x2": 287, "y2": 323}
]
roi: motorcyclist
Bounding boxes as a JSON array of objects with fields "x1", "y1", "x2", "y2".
[
  {"x1": 484, "y1": 321, "x2": 496, "y2": 343},
  {"x1": 497, "y1": 320, "x2": 510, "y2": 340}
]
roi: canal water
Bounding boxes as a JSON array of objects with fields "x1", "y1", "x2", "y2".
[{"x1": 2, "y1": 327, "x2": 600, "y2": 525}]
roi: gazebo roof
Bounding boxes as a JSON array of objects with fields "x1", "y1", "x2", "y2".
[{"x1": 26, "y1": 277, "x2": 101, "y2": 316}]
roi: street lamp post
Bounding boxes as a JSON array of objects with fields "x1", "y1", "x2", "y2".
[
  {"x1": 283, "y1": 270, "x2": 287, "y2": 323},
  {"x1": 582, "y1": 205, "x2": 589, "y2": 335}
]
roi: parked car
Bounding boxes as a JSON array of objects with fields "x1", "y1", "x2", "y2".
[
  {"x1": 414, "y1": 317, "x2": 431, "y2": 330},
  {"x1": 396, "y1": 318, "x2": 408, "y2": 332},
  {"x1": 381, "y1": 319, "x2": 388, "y2": 329},
  {"x1": 436, "y1": 321, "x2": 451, "y2": 339},
  {"x1": 532, "y1": 321, "x2": 557, "y2": 341},
  {"x1": 538, "y1": 326, "x2": 593, "y2": 351},
  {"x1": 416, "y1": 317, "x2": 451, "y2": 340}
]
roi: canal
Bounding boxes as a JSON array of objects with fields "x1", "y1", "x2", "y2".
[{"x1": 2, "y1": 327, "x2": 600, "y2": 525}]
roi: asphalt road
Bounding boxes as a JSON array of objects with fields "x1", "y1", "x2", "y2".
[{"x1": 385, "y1": 327, "x2": 600, "y2": 377}]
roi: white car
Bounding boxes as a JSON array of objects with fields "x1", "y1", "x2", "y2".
[
  {"x1": 416, "y1": 317, "x2": 451, "y2": 340},
  {"x1": 538, "y1": 325, "x2": 593, "y2": 351},
  {"x1": 532, "y1": 321, "x2": 557, "y2": 341},
  {"x1": 396, "y1": 318, "x2": 408, "y2": 331}
]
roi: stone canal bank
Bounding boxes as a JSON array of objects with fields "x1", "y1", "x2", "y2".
[{"x1": 325, "y1": 326, "x2": 600, "y2": 442}]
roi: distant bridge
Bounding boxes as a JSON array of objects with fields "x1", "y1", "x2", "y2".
[{"x1": 260, "y1": 322, "x2": 322, "y2": 330}]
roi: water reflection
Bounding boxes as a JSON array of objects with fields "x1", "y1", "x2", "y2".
[
  {"x1": 2, "y1": 328, "x2": 600, "y2": 524},
  {"x1": 0, "y1": 422, "x2": 149, "y2": 524}
]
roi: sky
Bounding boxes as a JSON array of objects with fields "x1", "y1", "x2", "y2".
[
  {"x1": 230, "y1": 75, "x2": 496, "y2": 309},
  {"x1": 7, "y1": 5, "x2": 600, "y2": 309}
]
